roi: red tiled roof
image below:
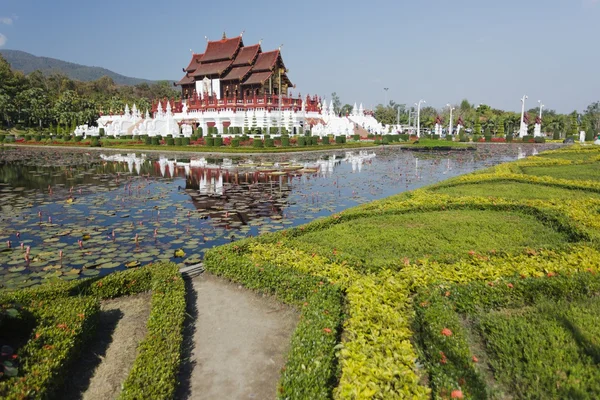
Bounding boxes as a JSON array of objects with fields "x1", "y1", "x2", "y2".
[
  {"x1": 232, "y1": 45, "x2": 260, "y2": 66},
  {"x1": 185, "y1": 53, "x2": 204, "y2": 72},
  {"x1": 242, "y1": 71, "x2": 273, "y2": 86},
  {"x1": 191, "y1": 60, "x2": 233, "y2": 77},
  {"x1": 222, "y1": 66, "x2": 252, "y2": 81},
  {"x1": 201, "y1": 37, "x2": 243, "y2": 62},
  {"x1": 252, "y1": 50, "x2": 279, "y2": 72},
  {"x1": 177, "y1": 74, "x2": 195, "y2": 86}
]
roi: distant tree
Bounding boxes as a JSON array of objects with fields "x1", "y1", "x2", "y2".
[
  {"x1": 340, "y1": 104, "x2": 353, "y2": 116},
  {"x1": 459, "y1": 99, "x2": 471, "y2": 112},
  {"x1": 474, "y1": 117, "x2": 482, "y2": 135},
  {"x1": 331, "y1": 92, "x2": 341, "y2": 114},
  {"x1": 584, "y1": 101, "x2": 600, "y2": 133},
  {"x1": 569, "y1": 112, "x2": 579, "y2": 137},
  {"x1": 497, "y1": 119, "x2": 505, "y2": 136}
]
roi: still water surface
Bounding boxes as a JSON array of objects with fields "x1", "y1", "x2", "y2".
[{"x1": 0, "y1": 144, "x2": 559, "y2": 289}]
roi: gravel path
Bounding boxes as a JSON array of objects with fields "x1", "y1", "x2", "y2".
[{"x1": 177, "y1": 273, "x2": 298, "y2": 400}]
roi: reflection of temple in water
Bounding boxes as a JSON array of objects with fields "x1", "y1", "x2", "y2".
[
  {"x1": 184, "y1": 167, "x2": 293, "y2": 226},
  {"x1": 100, "y1": 153, "x2": 148, "y2": 175}
]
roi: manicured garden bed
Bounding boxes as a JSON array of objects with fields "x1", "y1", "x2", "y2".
[
  {"x1": 204, "y1": 144, "x2": 600, "y2": 398},
  {"x1": 0, "y1": 262, "x2": 184, "y2": 400}
]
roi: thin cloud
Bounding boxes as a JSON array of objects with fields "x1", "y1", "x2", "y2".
[
  {"x1": 583, "y1": 0, "x2": 599, "y2": 8},
  {"x1": 0, "y1": 17, "x2": 13, "y2": 25},
  {"x1": 0, "y1": 33, "x2": 7, "y2": 47}
]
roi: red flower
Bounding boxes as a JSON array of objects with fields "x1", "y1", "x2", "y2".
[
  {"x1": 451, "y1": 390, "x2": 464, "y2": 399},
  {"x1": 441, "y1": 328, "x2": 453, "y2": 337},
  {"x1": 487, "y1": 282, "x2": 494, "y2": 287},
  {"x1": 440, "y1": 351, "x2": 448, "y2": 364},
  {"x1": 323, "y1": 328, "x2": 332, "y2": 334},
  {"x1": 507, "y1": 283, "x2": 514, "y2": 289},
  {"x1": 472, "y1": 355, "x2": 479, "y2": 363},
  {"x1": 547, "y1": 272, "x2": 556, "y2": 277},
  {"x1": 444, "y1": 291, "x2": 451, "y2": 297}
]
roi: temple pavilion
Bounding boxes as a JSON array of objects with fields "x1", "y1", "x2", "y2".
[
  {"x1": 93, "y1": 33, "x2": 383, "y2": 137},
  {"x1": 177, "y1": 32, "x2": 293, "y2": 101}
]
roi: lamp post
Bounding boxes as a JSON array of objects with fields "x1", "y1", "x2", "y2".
[
  {"x1": 519, "y1": 95, "x2": 528, "y2": 137},
  {"x1": 538, "y1": 100, "x2": 544, "y2": 120},
  {"x1": 447, "y1": 104, "x2": 455, "y2": 136},
  {"x1": 416, "y1": 100, "x2": 425, "y2": 137},
  {"x1": 384, "y1": 88, "x2": 389, "y2": 107},
  {"x1": 396, "y1": 106, "x2": 400, "y2": 127}
]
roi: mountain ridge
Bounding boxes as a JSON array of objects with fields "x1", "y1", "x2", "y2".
[{"x1": 0, "y1": 49, "x2": 172, "y2": 86}]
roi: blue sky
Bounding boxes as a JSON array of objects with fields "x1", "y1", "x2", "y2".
[{"x1": 1, "y1": 0, "x2": 598, "y2": 113}]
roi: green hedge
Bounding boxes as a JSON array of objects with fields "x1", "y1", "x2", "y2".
[
  {"x1": 534, "y1": 136, "x2": 546, "y2": 143},
  {"x1": 231, "y1": 138, "x2": 240, "y2": 147},
  {"x1": 174, "y1": 138, "x2": 182, "y2": 146},
  {"x1": 264, "y1": 138, "x2": 274, "y2": 148},
  {"x1": 335, "y1": 136, "x2": 346, "y2": 144},
  {"x1": 352, "y1": 134, "x2": 360, "y2": 141},
  {"x1": 120, "y1": 264, "x2": 185, "y2": 399},
  {"x1": 297, "y1": 136, "x2": 306, "y2": 147},
  {"x1": 281, "y1": 136, "x2": 290, "y2": 147},
  {"x1": 214, "y1": 136, "x2": 223, "y2": 147},
  {"x1": 0, "y1": 263, "x2": 184, "y2": 400},
  {"x1": 310, "y1": 136, "x2": 318, "y2": 146},
  {"x1": 205, "y1": 136, "x2": 215, "y2": 147},
  {"x1": 522, "y1": 135, "x2": 533, "y2": 143},
  {"x1": 151, "y1": 137, "x2": 160, "y2": 146},
  {"x1": 90, "y1": 137, "x2": 101, "y2": 147},
  {"x1": 0, "y1": 296, "x2": 100, "y2": 399},
  {"x1": 414, "y1": 272, "x2": 600, "y2": 399},
  {"x1": 322, "y1": 136, "x2": 330, "y2": 145},
  {"x1": 182, "y1": 137, "x2": 190, "y2": 146},
  {"x1": 252, "y1": 137, "x2": 263, "y2": 148},
  {"x1": 167, "y1": 138, "x2": 175, "y2": 146}
]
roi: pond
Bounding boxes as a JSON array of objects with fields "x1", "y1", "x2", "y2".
[{"x1": 0, "y1": 144, "x2": 561, "y2": 289}]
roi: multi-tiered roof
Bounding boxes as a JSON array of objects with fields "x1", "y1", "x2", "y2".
[{"x1": 177, "y1": 33, "x2": 293, "y2": 98}]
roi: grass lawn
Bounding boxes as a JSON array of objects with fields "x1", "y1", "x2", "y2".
[
  {"x1": 521, "y1": 163, "x2": 600, "y2": 181},
  {"x1": 432, "y1": 181, "x2": 600, "y2": 201},
  {"x1": 539, "y1": 151, "x2": 599, "y2": 162},
  {"x1": 291, "y1": 210, "x2": 569, "y2": 269},
  {"x1": 478, "y1": 296, "x2": 600, "y2": 398}
]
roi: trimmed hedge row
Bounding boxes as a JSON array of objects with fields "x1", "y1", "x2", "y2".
[
  {"x1": 0, "y1": 296, "x2": 100, "y2": 399},
  {"x1": 0, "y1": 262, "x2": 184, "y2": 399},
  {"x1": 413, "y1": 272, "x2": 600, "y2": 398}
]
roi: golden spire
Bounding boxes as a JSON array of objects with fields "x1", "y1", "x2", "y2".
[{"x1": 222, "y1": 31, "x2": 227, "y2": 40}]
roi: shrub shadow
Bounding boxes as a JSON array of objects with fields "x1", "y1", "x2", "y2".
[
  {"x1": 175, "y1": 277, "x2": 199, "y2": 400},
  {"x1": 60, "y1": 308, "x2": 123, "y2": 400}
]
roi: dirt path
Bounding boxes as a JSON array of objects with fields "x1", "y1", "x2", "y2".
[
  {"x1": 177, "y1": 273, "x2": 298, "y2": 400},
  {"x1": 62, "y1": 293, "x2": 152, "y2": 400}
]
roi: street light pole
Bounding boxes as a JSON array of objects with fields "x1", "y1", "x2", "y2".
[
  {"x1": 447, "y1": 104, "x2": 455, "y2": 136},
  {"x1": 538, "y1": 100, "x2": 544, "y2": 120},
  {"x1": 416, "y1": 100, "x2": 425, "y2": 138},
  {"x1": 384, "y1": 88, "x2": 389, "y2": 107},
  {"x1": 519, "y1": 95, "x2": 528, "y2": 137}
]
